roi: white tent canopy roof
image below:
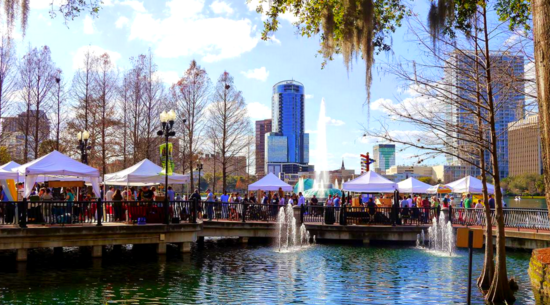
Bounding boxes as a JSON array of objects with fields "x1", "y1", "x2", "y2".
[
  {"x1": 343, "y1": 171, "x2": 397, "y2": 193},
  {"x1": 103, "y1": 159, "x2": 190, "y2": 186},
  {"x1": 0, "y1": 168, "x2": 17, "y2": 180},
  {"x1": 0, "y1": 161, "x2": 21, "y2": 172},
  {"x1": 14, "y1": 151, "x2": 102, "y2": 197},
  {"x1": 446, "y1": 175, "x2": 496, "y2": 194},
  {"x1": 248, "y1": 173, "x2": 293, "y2": 191},
  {"x1": 397, "y1": 177, "x2": 432, "y2": 193}
]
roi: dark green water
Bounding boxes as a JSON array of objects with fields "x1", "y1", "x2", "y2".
[
  {"x1": 0, "y1": 241, "x2": 539, "y2": 304},
  {"x1": 505, "y1": 197, "x2": 546, "y2": 209}
]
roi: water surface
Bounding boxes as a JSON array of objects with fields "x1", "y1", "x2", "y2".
[{"x1": 0, "y1": 241, "x2": 538, "y2": 304}]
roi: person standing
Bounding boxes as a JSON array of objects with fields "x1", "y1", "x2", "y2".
[
  {"x1": 221, "y1": 191, "x2": 229, "y2": 219},
  {"x1": 105, "y1": 187, "x2": 115, "y2": 202},
  {"x1": 190, "y1": 189, "x2": 202, "y2": 220},
  {"x1": 464, "y1": 194, "x2": 472, "y2": 209},
  {"x1": 298, "y1": 192, "x2": 306, "y2": 207},
  {"x1": 113, "y1": 189, "x2": 123, "y2": 221},
  {"x1": 488, "y1": 194, "x2": 495, "y2": 209},
  {"x1": 206, "y1": 189, "x2": 214, "y2": 220},
  {"x1": 167, "y1": 186, "x2": 175, "y2": 201}
]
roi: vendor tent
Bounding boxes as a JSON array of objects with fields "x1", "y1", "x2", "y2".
[
  {"x1": 0, "y1": 161, "x2": 20, "y2": 171},
  {"x1": 342, "y1": 171, "x2": 397, "y2": 193},
  {"x1": 446, "y1": 176, "x2": 496, "y2": 194},
  {"x1": 0, "y1": 169, "x2": 17, "y2": 180},
  {"x1": 103, "y1": 159, "x2": 190, "y2": 186},
  {"x1": 248, "y1": 173, "x2": 292, "y2": 191},
  {"x1": 426, "y1": 184, "x2": 453, "y2": 194},
  {"x1": 397, "y1": 177, "x2": 432, "y2": 193},
  {"x1": 14, "y1": 151, "x2": 102, "y2": 198}
]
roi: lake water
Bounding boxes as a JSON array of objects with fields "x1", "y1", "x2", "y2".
[
  {"x1": 0, "y1": 240, "x2": 540, "y2": 304},
  {"x1": 505, "y1": 197, "x2": 547, "y2": 209}
]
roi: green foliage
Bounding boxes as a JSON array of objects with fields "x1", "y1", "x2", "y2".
[
  {"x1": 418, "y1": 176, "x2": 435, "y2": 185},
  {"x1": 502, "y1": 173, "x2": 545, "y2": 195},
  {"x1": 495, "y1": 0, "x2": 531, "y2": 31},
  {"x1": 0, "y1": 147, "x2": 11, "y2": 164}
]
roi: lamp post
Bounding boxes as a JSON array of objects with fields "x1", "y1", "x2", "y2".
[
  {"x1": 77, "y1": 130, "x2": 91, "y2": 164},
  {"x1": 196, "y1": 161, "x2": 203, "y2": 193},
  {"x1": 157, "y1": 109, "x2": 180, "y2": 225}
]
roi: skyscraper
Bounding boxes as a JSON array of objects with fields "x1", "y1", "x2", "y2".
[
  {"x1": 445, "y1": 52, "x2": 524, "y2": 178},
  {"x1": 265, "y1": 80, "x2": 313, "y2": 176},
  {"x1": 373, "y1": 144, "x2": 396, "y2": 171},
  {"x1": 255, "y1": 119, "x2": 272, "y2": 177},
  {"x1": 508, "y1": 115, "x2": 542, "y2": 176}
]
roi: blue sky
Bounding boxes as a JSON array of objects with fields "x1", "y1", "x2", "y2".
[{"x1": 17, "y1": 0, "x2": 461, "y2": 173}]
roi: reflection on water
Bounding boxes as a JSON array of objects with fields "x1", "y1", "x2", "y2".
[
  {"x1": 0, "y1": 241, "x2": 540, "y2": 304},
  {"x1": 505, "y1": 197, "x2": 546, "y2": 209}
]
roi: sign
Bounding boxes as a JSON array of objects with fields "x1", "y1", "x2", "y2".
[
  {"x1": 159, "y1": 143, "x2": 175, "y2": 175},
  {"x1": 456, "y1": 228, "x2": 483, "y2": 248}
]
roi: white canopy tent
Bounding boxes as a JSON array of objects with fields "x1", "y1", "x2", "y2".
[
  {"x1": 248, "y1": 173, "x2": 292, "y2": 191},
  {"x1": 446, "y1": 175, "x2": 497, "y2": 194},
  {"x1": 0, "y1": 168, "x2": 18, "y2": 180},
  {"x1": 14, "y1": 151, "x2": 102, "y2": 198},
  {"x1": 397, "y1": 177, "x2": 432, "y2": 193},
  {"x1": 0, "y1": 161, "x2": 20, "y2": 171},
  {"x1": 103, "y1": 159, "x2": 190, "y2": 186},
  {"x1": 342, "y1": 171, "x2": 397, "y2": 193}
]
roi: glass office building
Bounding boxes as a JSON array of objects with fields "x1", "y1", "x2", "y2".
[
  {"x1": 445, "y1": 52, "x2": 524, "y2": 178},
  {"x1": 373, "y1": 144, "x2": 396, "y2": 171},
  {"x1": 265, "y1": 80, "x2": 313, "y2": 175}
]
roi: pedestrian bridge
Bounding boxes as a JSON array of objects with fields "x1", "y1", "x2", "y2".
[{"x1": 0, "y1": 200, "x2": 548, "y2": 261}]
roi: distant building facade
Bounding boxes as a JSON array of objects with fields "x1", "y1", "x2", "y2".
[
  {"x1": 255, "y1": 119, "x2": 272, "y2": 178},
  {"x1": 373, "y1": 144, "x2": 396, "y2": 171},
  {"x1": 445, "y1": 52, "x2": 524, "y2": 178},
  {"x1": 432, "y1": 164, "x2": 477, "y2": 183},
  {"x1": 508, "y1": 115, "x2": 542, "y2": 176},
  {"x1": 265, "y1": 80, "x2": 313, "y2": 176}
]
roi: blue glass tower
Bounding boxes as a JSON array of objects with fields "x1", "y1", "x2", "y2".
[{"x1": 265, "y1": 80, "x2": 313, "y2": 176}]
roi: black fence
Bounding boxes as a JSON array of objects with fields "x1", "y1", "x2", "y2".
[
  {"x1": 303, "y1": 205, "x2": 439, "y2": 226},
  {"x1": 450, "y1": 207, "x2": 550, "y2": 232},
  {"x1": 1, "y1": 199, "x2": 196, "y2": 226},
  {"x1": 199, "y1": 202, "x2": 280, "y2": 222}
]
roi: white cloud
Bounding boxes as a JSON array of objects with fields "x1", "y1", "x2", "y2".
[
  {"x1": 247, "y1": 0, "x2": 299, "y2": 23},
  {"x1": 154, "y1": 71, "x2": 180, "y2": 84},
  {"x1": 115, "y1": 16, "x2": 130, "y2": 28},
  {"x1": 325, "y1": 116, "x2": 345, "y2": 126},
  {"x1": 72, "y1": 45, "x2": 122, "y2": 70},
  {"x1": 118, "y1": 0, "x2": 147, "y2": 12},
  {"x1": 246, "y1": 102, "x2": 271, "y2": 120},
  {"x1": 83, "y1": 15, "x2": 95, "y2": 34},
  {"x1": 305, "y1": 94, "x2": 314, "y2": 99},
  {"x1": 241, "y1": 67, "x2": 269, "y2": 81},
  {"x1": 210, "y1": 0, "x2": 233, "y2": 15},
  {"x1": 129, "y1": 0, "x2": 259, "y2": 62}
]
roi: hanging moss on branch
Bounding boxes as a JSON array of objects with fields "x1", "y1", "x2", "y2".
[{"x1": 256, "y1": 0, "x2": 409, "y2": 103}]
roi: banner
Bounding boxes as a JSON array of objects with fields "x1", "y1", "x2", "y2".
[{"x1": 159, "y1": 143, "x2": 175, "y2": 176}]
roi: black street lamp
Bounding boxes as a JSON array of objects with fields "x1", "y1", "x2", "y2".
[
  {"x1": 196, "y1": 161, "x2": 203, "y2": 193},
  {"x1": 157, "y1": 110, "x2": 180, "y2": 225},
  {"x1": 76, "y1": 130, "x2": 91, "y2": 164}
]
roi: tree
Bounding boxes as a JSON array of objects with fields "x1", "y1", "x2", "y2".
[
  {"x1": 0, "y1": 35, "x2": 16, "y2": 146},
  {"x1": 207, "y1": 72, "x2": 251, "y2": 193},
  {"x1": 171, "y1": 60, "x2": 211, "y2": 191},
  {"x1": 52, "y1": 69, "x2": 66, "y2": 151},
  {"x1": 141, "y1": 50, "x2": 163, "y2": 161},
  {"x1": 0, "y1": 146, "x2": 10, "y2": 164},
  {"x1": 0, "y1": 0, "x2": 101, "y2": 35},
  {"x1": 93, "y1": 52, "x2": 119, "y2": 176},
  {"x1": 71, "y1": 46, "x2": 95, "y2": 131}
]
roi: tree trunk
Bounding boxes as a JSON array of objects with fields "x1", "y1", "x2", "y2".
[
  {"x1": 477, "y1": 148, "x2": 494, "y2": 290},
  {"x1": 481, "y1": 5, "x2": 514, "y2": 303},
  {"x1": 532, "y1": 0, "x2": 550, "y2": 221}
]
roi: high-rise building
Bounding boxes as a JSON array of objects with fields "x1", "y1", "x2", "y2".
[
  {"x1": 508, "y1": 115, "x2": 542, "y2": 176},
  {"x1": 265, "y1": 80, "x2": 313, "y2": 176},
  {"x1": 445, "y1": 52, "x2": 524, "y2": 178},
  {"x1": 373, "y1": 144, "x2": 396, "y2": 171},
  {"x1": 1, "y1": 110, "x2": 51, "y2": 162},
  {"x1": 255, "y1": 119, "x2": 272, "y2": 177}
]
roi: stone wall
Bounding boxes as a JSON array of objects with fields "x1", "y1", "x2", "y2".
[{"x1": 528, "y1": 248, "x2": 550, "y2": 303}]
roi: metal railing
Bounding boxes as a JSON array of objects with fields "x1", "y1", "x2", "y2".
[
  {"x1": 303, "y1": 205, "x2": 439, "y2": 226},
  {"x1": 450, "y1": 207, "x2": 550, "y2": 231},
  {"x1": 200, "y1": 202, "x2": 281, "y2": 222},
  {"x1": 1, "y1": 199, "x2": 195, "y2": 226}
]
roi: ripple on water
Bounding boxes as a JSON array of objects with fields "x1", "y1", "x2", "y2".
[{"x1": 0, "y1": 242, "x2": 541, "y2": 304}]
